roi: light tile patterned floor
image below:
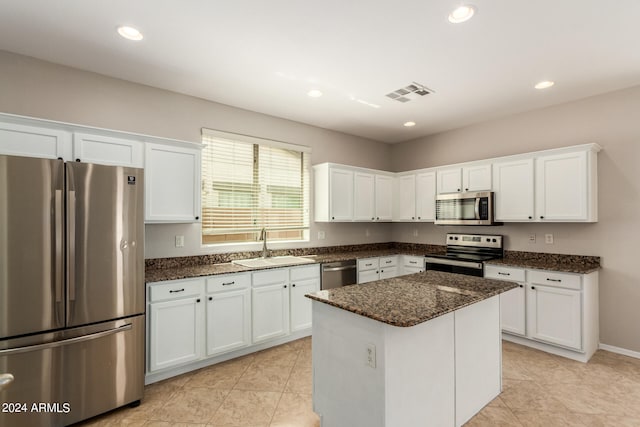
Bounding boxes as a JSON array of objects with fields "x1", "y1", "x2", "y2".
[{"x1": 78, "y1": 338, "x2": 640, "y2": 426}]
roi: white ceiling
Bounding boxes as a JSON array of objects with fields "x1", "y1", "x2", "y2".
[{"x1": 1, "y1": 0, "x2": 639, "y2": 143}]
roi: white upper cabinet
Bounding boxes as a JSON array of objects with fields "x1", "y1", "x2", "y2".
[
  {"x1": 329, "y1": 167, "x2": 354, "y2": 221},
  {"x1": 73, "y1": 133, "x2": 143, "y2": 168},
  {"x1": 437, "y1": 168, "x2": 463, "y2": 194},
  {"x1": 0, "y1": 121, "x2": 72, "y2": 160},
  {"x1": 353, "y1": 171, "x2": 375, "y2": 221},
  {"x1": 462, "y1": 164, "x2": 492, "y2": 192},
  {"x1": 438, "y1": 164, "x2": 492, "y2": 194},
  {"x1": 145, "y1": 143, "x2": 201, "y2": 223},
  {"x1": 536, "y1": 150, "x2": 595, "y2": 221},
  {"x1": 394, "y1": 174, "x2": 416, "y2": 221},
  {"x1": 415, "y1": 171, "x2": 437, "y2": 221},
  {"x1": 375, "y1": 174, "x2": 393, "y2": 221},
  {"x1": 493, "y1": 158, "x2": 535, "y2": 221}
]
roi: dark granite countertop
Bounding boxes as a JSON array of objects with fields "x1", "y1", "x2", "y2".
[
  {"x1": 485, "y1": 251, "x2": 600, "y2": 274},
  {"x1": 306, "y1": 270, "x2": 517, "y2": 327},
  {"x1": 145, "y1": 247, "x2": 445, "y2": 283}
]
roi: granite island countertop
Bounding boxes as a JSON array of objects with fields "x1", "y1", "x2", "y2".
[{"x1": 305, "y1": 270, "x2": 518, "y2": 327}]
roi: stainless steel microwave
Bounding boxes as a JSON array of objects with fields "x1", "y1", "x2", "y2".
[{"x1": 435, "y1": 191, "x2": 497, "y2": 225}]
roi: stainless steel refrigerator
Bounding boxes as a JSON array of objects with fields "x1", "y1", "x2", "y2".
[{"x1": 0, "y1": 155, "x2": 145, "y2": 427}]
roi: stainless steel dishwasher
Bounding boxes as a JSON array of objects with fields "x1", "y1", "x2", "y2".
[{"x1": 321, "y1": 260, "x2": 357, "y2": 290}]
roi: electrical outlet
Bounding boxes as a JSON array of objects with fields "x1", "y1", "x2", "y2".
[
  {"x1": 413, "y1": 229, "x2": 419, "y2": 237},
  {"x1": 545, "y1": 234, "x2": 554, "y2": 244},
  {"x1": 529, "y1": 234, "x2": 536, "y2": 243},
  {"x1": 366, "y1": 343, "x2": 376, "y2": 368},
  {"x1": 317, "y1": 231, "x2": 325, "y2": 240},
  {"x1": 175, "y1": 235, "x2": 185, "y2": 248},
  {"x1": 365, "y1": 228, "x2": 370, "y2": 237}
]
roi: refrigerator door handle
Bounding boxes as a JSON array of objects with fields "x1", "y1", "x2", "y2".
[
  {"x1": 68, "y1": 190, "x2": 77, "y2": 302},
  {"x1": 0, "y1": 373, "x2": 15, "y2": 391},
  {"x1": 0, "y1": 323, "x2": 133, "y2": 356},
  {"x1": 54, "y1": 189, "x2": 64, "y2": 304}
]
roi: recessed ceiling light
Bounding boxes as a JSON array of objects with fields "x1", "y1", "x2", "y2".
[
  {"x1": 534, "y1": 80, "x2": 555, "y2": 90},
  {"x1": 404, "y1": 121, "x2": 416, "y2": 127},
  {"x1": 307, "y1": 89, "x2": 323, "y2": 98},
  {"x1": 448, "y1": 5, "x2": 476, "y2": 23},
  {"x1": 117, "y1": 26, "x2": 143, "y2": 41}
]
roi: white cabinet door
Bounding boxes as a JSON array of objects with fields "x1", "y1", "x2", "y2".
[
  {"x1": 394, "y1": 174, "x2": 416, "y2": 221},
  {"x1": 375, "y1": 174, "x2": 393, "y2": 221},
  {"x1": 379, "y1": 266, "x2": 398, "y2": 279},
  {"x1": 536, "y1": 151, "x2": 588, "y2": 221},
  {"x1": 353, "y1": 171, "x2": 375, "y2": 221},
  {"x1": 206, "y1": 288, "x2": 251, "y2": 356},
  {"x1": 462, "y1": 164, "x2": 492, "y2": 192},
  {"x1": 0, "y1": 121, "x2": 72, "y2": 160},
  {"x1": 149, "y1": 295, "x2": 204, "y2": 372},
  {"x1": 290, "y1": 278, "x2": 319, "y2": 332},
  {"x1": 145, "y1": 143, "x2": 201, "y2": 222},
  {"x1": 415, "y1": 171, "x2": 436, "y2": 221},
  {"x1": 527, "y1": 284, "x2": 582, "y2": 350},
  {"x1": 493, "y1": 158, "x2": 535, "y2": 221},
  {"x1": 500, "y1": 285, "x2": 526, "y2": 336},
  {"x1": 73, "y1": 133, "x2": 143, "y2": 167},
  {"x1": 358, "y1": 269, "x2": 379, "y2": 284},
  {"x1": 437, "y1": 168, "x2": 462, "y2": 194},
  {"x1": 252, "y1": 283, "x2": 290, "y2": 343},
  {"x1": 329, "y1": 168, "x2": 354, "y2": 221}
]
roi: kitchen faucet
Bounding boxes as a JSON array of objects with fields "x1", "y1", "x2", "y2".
[{"x1": 259, "y1": 227, "x2": 270, "y2": 258}]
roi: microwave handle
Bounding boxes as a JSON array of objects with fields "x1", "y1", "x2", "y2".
[{"x1": 474, "y1": 197, "x2": 480, "y2": 219}]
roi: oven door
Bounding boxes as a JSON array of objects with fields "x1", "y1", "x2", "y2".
[
  {"x1": 425, "y1": 257, "x2": 484, "y2": 277},
  {"x1": 435, "y1": 192, "x2": 494, "y2": 225}
]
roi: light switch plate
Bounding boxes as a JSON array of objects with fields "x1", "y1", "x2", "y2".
[
  {"x1": 317, "y1": 231, "x2": 326, "y2": 240},
  {"x1": 545, "y1": 234, "x2": 554, "y2": 244},
  {"x1": 366, "y1": 343, "x2": 376, "y2": 368},
  {"x1": 529, "y1": 234, "x2": 536, "y2": 243}
]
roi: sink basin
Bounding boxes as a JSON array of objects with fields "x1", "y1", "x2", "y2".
[{"x1": 232, "y1": 256, "x2": 316, "y2": 268}]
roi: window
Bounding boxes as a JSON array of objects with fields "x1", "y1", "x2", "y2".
[{"x1": 201, "y1": 129, "x2": 310, "y2": 244}]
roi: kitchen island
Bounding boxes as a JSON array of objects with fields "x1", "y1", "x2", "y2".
[{"x1": 306, "y1": 270, "x2": 517, "y2": 427}]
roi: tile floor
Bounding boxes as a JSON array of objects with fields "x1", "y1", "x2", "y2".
[{"x1": 78, "y1": 338, "x2": 640, "y2": 426}]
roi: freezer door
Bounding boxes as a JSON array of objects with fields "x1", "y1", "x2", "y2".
[
  {"x1": 66, "y1": 162, "x2": 144, "y2": 326},
  {"x1": 0, "y1": 155, "x2": 65, "y2": 339},
  {"x1": 0, "y1": 316, "x2": 144, "y2": 427}
]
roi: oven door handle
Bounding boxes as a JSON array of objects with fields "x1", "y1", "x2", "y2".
[{"x1": 425, "y1": 257, "x2": 483, "y2": 270}]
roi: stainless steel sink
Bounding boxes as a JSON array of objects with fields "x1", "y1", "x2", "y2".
[{"x1": 232, "y1": 256, "x2": 316, "y2": 268}]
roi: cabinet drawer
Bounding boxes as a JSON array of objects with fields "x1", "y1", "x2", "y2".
[
  {"x1": 207, "y1": 273, "x2": 250, "y2": 293},
  {"x1": 252, "y1": 268, "x2": 288, "y2": 287},
  {"x1": 529, "y1": 270, "x2": 581, "y2": 290},
  {"x1": 485, "y1": 265, "x2": 526, "y2": 282},
  {"x1": 403, "y1": 256, "x2": 425, "y2": 268},
  {"x1": 149, "y1": 279, "x2": 204, "y2": 302},
  {"x1": 290, "y1": 264, "x2": 320, "y2": 281},
  {"x1": 379, "y1": 256, "x2": 398, "y2": 268},
  {"x1": 358, "y1": 258, "x2": 379, "y2": 271}
]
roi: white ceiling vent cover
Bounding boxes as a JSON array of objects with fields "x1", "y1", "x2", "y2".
[{"x1": 386, "y1": 82, "x2": 434, "y2": 102}]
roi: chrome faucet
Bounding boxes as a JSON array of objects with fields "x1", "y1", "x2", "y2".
[{"x1": 259, "y1": 227, "x2": 270, "y2": 258}]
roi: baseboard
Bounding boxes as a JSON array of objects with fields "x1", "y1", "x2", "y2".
[{"x1": 599, "y1": 343, "x2": 640, "y2": 359}]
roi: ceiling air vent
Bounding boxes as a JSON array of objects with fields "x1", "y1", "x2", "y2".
[{"x1": 386, "y1": 82, "x2": 434, "y2": 103}]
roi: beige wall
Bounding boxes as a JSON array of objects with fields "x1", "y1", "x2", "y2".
[
  {"x1": 2, "y1": 50, "x2": 639, "y2": 353},
  {"x1": 391, "y1": 86, "x2": 640, "y2": 353},
  {"x1": 0, "y1": 50, "x2": 394, "y2": 258}
]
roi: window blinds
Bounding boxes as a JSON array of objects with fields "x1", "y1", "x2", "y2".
[{"x1": 201, "y1": 130, "x2": 310, "y2": 242}]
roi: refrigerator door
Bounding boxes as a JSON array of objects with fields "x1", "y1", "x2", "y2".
[
  {"x1": 0, "y1": 315, "x2": 144, "y2": 427},
  {"x1": 66, "y1": 162, "x2": 144, "y2": 327},
  {"x1": 0, "y1": 155, "x2": 65, "y2": 339}
]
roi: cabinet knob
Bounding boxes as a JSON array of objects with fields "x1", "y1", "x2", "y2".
[
  {"x1": 376, "y1": 271, "x2": 379, "y2": 274},
  {"x1": 208, "y1": 296, "x2": 213, "y2": 301},
  {"x1": 528, "y1": 216, "x2": 532, "y2": 219},
  {"x1": 292, "y1": 284, "x2": 296, "y2": 287},
  {"x1": 376, "y1": 217, "x2": 379, "y2": 220},
  {"x1": 284, "y1": 285, "x2": 287, "y2": 288},
  {"x1": 465, "y1": 188, "x2": 469, "y2": 191},
  {"x1": 531, "y1": 286, "x2": 536, "y2": 290},
  {"x1": 457, "y1": 188, "x2": 461, "y2": 192},
  {"x1": 332, "y1": 216, "x2": 335, "y2": 220},
  {"x1": 381, "y1": 270, "x2": 384, "y2": 273},
  {"x1": 75, "y1": 158, "x2": 81, "y2": 162},
  {"x1": 519, "y1": 284, "x2": 524, "y2": 288},
  {"x1": 418, "y1": 216, "x2": 421, "y2": 219},
  {"x1": 196, "y1": 298, "x2": 201, "y2": 303},
  {"x1": 195, "y1": 216, "x2": 199, "y2": 220},
  {"x1": 371, "y1": 217, "x2": 374, "y2": 220},
  {"x1": 540, "y1": 216, "x2": 544, "y2": 219},
  {"x1": 412, "y1": 217, "x2": 415, "y2": 220}
]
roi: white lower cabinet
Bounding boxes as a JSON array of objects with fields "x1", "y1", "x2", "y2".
[
  {"x1": 251, "y1": 269, "x2": 290, "y2": 343},
  {"x1": 290, "y1": 265, "x2": 321, "y2": 332},
  {"x1": 147, "y1": 278, "x2": 205, "y2": 372},
  {"x1": 486, "y1": 265, "x2": 598, "y2": 361},
  {"x1": 205, "y1": 273, "x2": 251, "y2": 356}
]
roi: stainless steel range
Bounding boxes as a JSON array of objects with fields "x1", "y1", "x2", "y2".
[{"x1": 425, "y1": 233, "x2": 503, "y2": 277}]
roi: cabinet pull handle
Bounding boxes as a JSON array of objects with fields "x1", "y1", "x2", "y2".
[
  {"x1": 169, "y1": 288, "x2": 185, "y2": 293},
  {"x1": 386, "y1": 261, "x2": 392, "y2": 264},
  {"x1": 222, "y1": 281, "x2": 235, "y2": 286},
  {"x1": 365, "y1": 263, "x2": 372, "y2": 266},
  {"x1": 498, "y1": 272, "x2": 511, "y2": 276},
  {"x1": 409, "y1": 261, "x2": 417, "y2": 264},
  {"x1": 546, "y1": 278, "x2": 562, "y2": 282}
]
